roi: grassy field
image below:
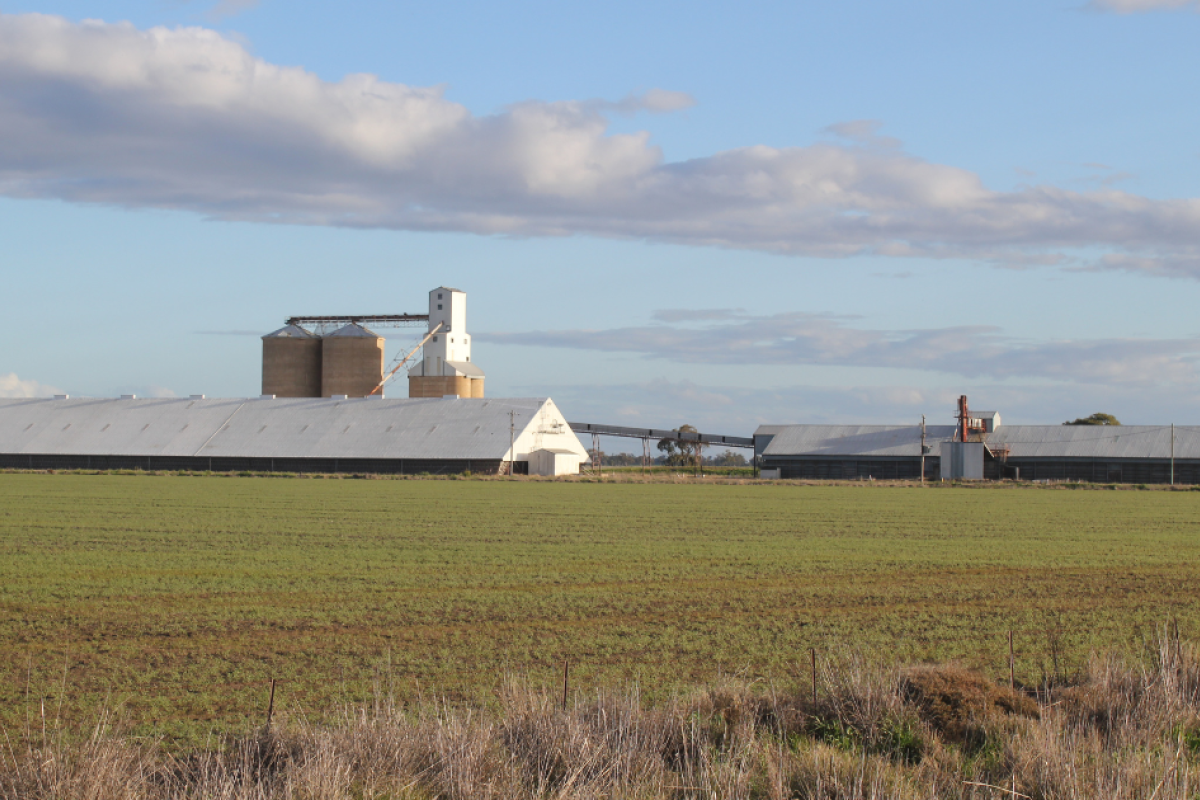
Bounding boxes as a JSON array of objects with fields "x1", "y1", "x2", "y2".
[{"x1": 1, "y1": 472, "x2": 1198, "y2": 745}]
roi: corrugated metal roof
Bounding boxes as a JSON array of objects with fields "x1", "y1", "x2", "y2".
[
  {"x1": 760, "y1": 423, "x2": 1200, "y2": 459},
  {"x1": 763, "y1": 425, "x2": 958, "y2": 457},
  {"x1": 989, "y1": 425, "x2": 1200, "y2": 459},
  {"x1": 445, "y1": 360, "x2": 484, "y2": 377},
  {"x1": 0, "y1": 397, "x2": 560, "y2": 461},
  {"x1": 325, "y1": 323, "x2": 380, "y2": 339},
  {"x1": 262, "y1": 324, "x2": 316, "y2": 339},
  {"x1": 753, "y1": 425, "x2": 790, "y2": 437}
]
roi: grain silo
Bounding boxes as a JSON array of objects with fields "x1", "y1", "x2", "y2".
[
  {"x1": 408, "y1": 287, "x2": 485, "y2": 398},
  {"x1": 262, "y1": 325, "x2": 322, "y2": 397},
  {"x1": 321, "y1": 323, "x2": 384, "y2": 397}
]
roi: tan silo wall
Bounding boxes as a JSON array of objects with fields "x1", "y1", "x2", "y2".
[
  {"x1": 321, "y1": 336, "x2": 384, "y2": 397},
  {"x1": 469, "y1": 377, "x2": 485, "y2": 398},
  {"x1": 262, "y1": 338, "x2": 322, "y2": 398},
  {"x1": 408, "y1": 375, "x2": 477, "y2": 398}
]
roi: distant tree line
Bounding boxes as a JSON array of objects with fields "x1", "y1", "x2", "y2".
[
  {"x1": 1063, "y1": 413, "x2": 1121, "y2": 426},
  {"x1": 594, "y1": 450, "x2": 748, "y2": 467},
  {"x1": 590, "y1": 423, "x2": 749, "y2": 467}
]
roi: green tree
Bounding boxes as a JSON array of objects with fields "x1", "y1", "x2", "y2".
[
  {"x1": 708, "y1": 450, "x2": 747, "y2": 467},
  {"x1": 1063, "y1": 413, "x2": 1121, "y2": 426},
  {"x1": 657, "y1": 424, "x2": 707, "y2": 467}
]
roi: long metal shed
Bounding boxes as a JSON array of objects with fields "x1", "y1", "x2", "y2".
[
  {"x1": 757, "y1": 423, "x2": 1200, "y2": 483},
  {"x1": 757, "y1": 425, "x2": 956, "y2": 480},
  {"x1": 985, "y1": 425, "x2": 1200, "y2": 483},
  {"x1": 0, "y1": 396, "x2": 588, "y2": 475}
]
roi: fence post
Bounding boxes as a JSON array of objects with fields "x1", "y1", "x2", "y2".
[
  {"x1": 810, "y1": 648, "x2": 817, "y2": 705},
  {"x1": 265, "y1": 678, "x2": 277, "y2": 731},
  {"x1": 561, "y1": 659, "x2": 570, "y2": 712},
  {"x1": 1008, "y1": 631, "x2": 1015, "y2": 692}
]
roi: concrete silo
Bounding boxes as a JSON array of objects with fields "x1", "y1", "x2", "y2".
[
  {"x1": 262, "y1": 325, "x2": 322, "y2": 397},
  {"x1": 321, "y1": 323, "x2": 384, "y2": 397},
  {"x1": 408, "y1": 287, "x2": 485, "y2": 398}
]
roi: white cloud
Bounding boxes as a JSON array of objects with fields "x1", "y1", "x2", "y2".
[
  {"x1": 0, "y1": 373, "x2": 64, "y2": 397},
  {"x1": 483, "y1": 310, "x2": 1200, "y2": 386},
  {"x1": 1089, "y1": 0, "x2": 1200, "y2": 12},
  {"x1": 597, "y1": 89, "x2": 696, "y2": 115},
  {"x1": 3, "y1": 14, "x2": 1200, "y2": 276}
]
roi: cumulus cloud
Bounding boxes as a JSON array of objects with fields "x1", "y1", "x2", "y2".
[
  {"x1": 483, "y1": 310, "x2": 1200, "y2": 386},
  {"x1": 597, "y1": 89, "x2": 697, "y2": 115},
  {"x1": 1089, "y1": 0, "x2": 1200, "y2": 12},
  {"x1": 0, "y1": 373, "x2": 65, "y2": 397},
  {"x1": 3, "y1": 14, "x2": 1200, "y2": 276}
]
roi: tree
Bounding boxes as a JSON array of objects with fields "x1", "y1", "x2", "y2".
[
  {"x1": 708, "y1": 450, "x2": 747, "y2": 467},
  {"x1": 657, "y1": 424, "x2": 707, "y2": 467},
  {"x1": 1063, "y1": 413, "x2": 1121, "y2": 426},
  {"x1": 601, "y1": 452, "x2": 641, "y2": 467}
]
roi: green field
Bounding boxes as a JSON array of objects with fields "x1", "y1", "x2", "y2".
[{"x1": 1, "y1": 473, "x2": 1198, "y2": 744}]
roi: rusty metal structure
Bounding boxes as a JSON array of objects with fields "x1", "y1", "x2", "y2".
[{"x1": 955, "y1": 395, "x2": 990, "y2": 442}]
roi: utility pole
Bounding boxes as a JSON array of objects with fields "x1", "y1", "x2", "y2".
[
  {"x1": 509, "y1": 410, "x2": 515, "y2": 477},
  {"x1": 920, "y1": 415, "x2": 929, "y2": 483},
  {"x1": 1171, "y1": 423, "x2": 1175, "y2": 486}
]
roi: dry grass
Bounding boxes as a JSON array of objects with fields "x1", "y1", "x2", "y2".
[{"x1": 4, "y1": 632, "x2": 1198, "y2": 799}]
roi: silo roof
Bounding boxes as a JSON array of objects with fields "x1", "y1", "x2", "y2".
[
  {"x1": 262, "y1": 324, "x2": 316, "y2": 339},
  {"x1": 325, "y1": 323, "x2": 381, "y2": 338}
]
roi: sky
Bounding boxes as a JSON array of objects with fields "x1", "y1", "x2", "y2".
[{"x1": 2, "y1": 0, "x2": 1200, "y2": 435}]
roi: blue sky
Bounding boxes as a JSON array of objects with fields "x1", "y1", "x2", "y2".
[{"x1": 2, "y1": 0, "x2": 1199, "y2": 433}]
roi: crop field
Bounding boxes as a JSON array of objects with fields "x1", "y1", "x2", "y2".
[{"x1": 1, "y1": 472, "x2": 1198, "y2": 745}]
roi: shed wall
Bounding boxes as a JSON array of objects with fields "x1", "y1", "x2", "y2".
[
  {"x1": 763, "y1": 456, "x2": 938, "y2": 481},
  {"x1": 0, "y1": 452, "x2": 509, "y2": 475}
]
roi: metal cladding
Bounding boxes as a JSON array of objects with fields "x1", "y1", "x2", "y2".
[
  {"x1": 0, "y1": 396, "x2": 589, "y2": 466},
  {"x1": 320, "y1": 323, "x2": 384, "y2": 398},
  {"x1": 261, "y1": 325, "x2": 321, "y2": 398}
]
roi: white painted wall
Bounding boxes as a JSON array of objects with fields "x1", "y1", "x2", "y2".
[
  {"x1": 506, "y1": 399, "x2": 589, "y2": 465},
  {"x1": 422, "y1": 287, "x2": 471, "y2": 375},
  {"x1": 529, "y1": 448, "x2": 586, "y2": 476}
]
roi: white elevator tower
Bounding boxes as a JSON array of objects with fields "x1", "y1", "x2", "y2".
[{"x1": 408, "y1": 287, "x2": 485, "y2": 398}]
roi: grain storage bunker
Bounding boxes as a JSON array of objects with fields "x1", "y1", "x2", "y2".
[
  {"x1": 321, "y1": 323, "x2": 384, "y2": 397},
  {"x1": 408, "y1": 287, "x2": 485, "y2": 398},
  {"x1": 261, "y1": 324, "x2": 322, "y2": 398}
]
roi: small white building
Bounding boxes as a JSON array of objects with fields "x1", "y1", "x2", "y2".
[{"x1": 529, "y1": 448, "x2": 587, "y2": 477}]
